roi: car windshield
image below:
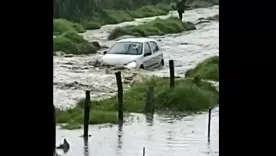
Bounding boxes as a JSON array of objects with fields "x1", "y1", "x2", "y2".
[{"x1": 108, "y1": 42, "x2": 143, "y2": 55}]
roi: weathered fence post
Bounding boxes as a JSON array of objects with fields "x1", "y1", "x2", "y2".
[
  {"x1": 53, "y1": 104, "x2": 56, "y2": 156},
  {"x1": 143, "y1": 147, "x2": 145, "y2": 156},
  {"x1": 207, "y1": 107, "x2": 212, "y2": 143},
  {"x1": 144, "y1": 86, "x2": 154, "y2": 114},
  {"x1": 169, "y1": 60, "x2": 175, "y2": 88},
  {"x1": 83, "y1": 91, "x2": 91, "y2": 138},
  {"x1": 115, "y1": 71, "x2": 124, "y2": 122}
]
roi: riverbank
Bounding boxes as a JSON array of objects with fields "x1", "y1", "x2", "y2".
[
  {"x1": 108, "y1": 17, "x2": 196, "y2": 40},
  {"x1": 53, "y1": 3, "x2": 171, "y2": 35},
  {"x1": 185, "y1": 56, "x2": 219, "y2": 81},
  {"x1": 55, "y1": 56, "x2": 219, "y2": 129}
]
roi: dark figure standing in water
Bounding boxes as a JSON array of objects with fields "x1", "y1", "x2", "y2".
[{"x1": 176, "y1": 0, "x2": 187, "y2": 20}]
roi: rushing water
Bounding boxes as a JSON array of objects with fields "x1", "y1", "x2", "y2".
[
  {"x1": 54, "y1": 5, "x2": 219, "y2": 156},
  {"x1": 56, "y1": 107, "x2": 219, "y2": 156},
  {"x1": 54, "y1": 5, "x2": 219, "y2": 108}
]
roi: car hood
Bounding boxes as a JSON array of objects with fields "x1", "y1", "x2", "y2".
[{"x1": 101, "y1": 54, "x2": 140, "y2": 65}]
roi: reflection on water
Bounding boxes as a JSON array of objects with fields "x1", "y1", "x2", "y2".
[
  {"x1": 56, "y1": 107, "x2": 219, "y2": 156},
  {"x1": 83, "y1": 138, "x2": 89, "y2": 156}
]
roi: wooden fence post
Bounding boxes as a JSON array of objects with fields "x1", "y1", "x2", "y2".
[
  {"x1": 208, "y1": 107, "x2": 212, "y2": 142},
  {"x1": 169, "y1": 60, "x2": 175, "y2": 88},
  {"x1": 115, "y1": 71, "x2": 124, "y2": 122},
  {"x1": 83, "y1": 91, "x2": 91, "y2": 138}
]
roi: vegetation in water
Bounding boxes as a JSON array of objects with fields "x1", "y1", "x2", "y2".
[
  {"x1": 53, "y1": 31, "x2": 97, "y2": 55},
  {"x1": 185, "y1": 56, "x2": 219, "y2": 81},
  {"x1": 91, "y1": 77, "x2": 218, "y2": 112},
  {"x1": 108, "y1": 17, "x2": 196, "y2": 40}
]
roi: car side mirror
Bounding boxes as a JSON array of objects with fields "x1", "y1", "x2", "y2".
[{"x1": 103, "y1": 51, "x2": 107, "y2": 55}]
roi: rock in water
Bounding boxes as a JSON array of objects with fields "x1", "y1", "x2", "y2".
[{"x1": 91, "y1": 41, "x2": 101, "y2": 50}]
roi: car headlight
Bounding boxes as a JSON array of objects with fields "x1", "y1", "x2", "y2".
[{"x1": 125, "y1": 61, "x2": 137, "y2": 68}]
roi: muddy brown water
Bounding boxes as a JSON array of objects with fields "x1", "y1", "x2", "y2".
[{"x1": 54, "y1": 5, "x2": 219, "y2": 156}]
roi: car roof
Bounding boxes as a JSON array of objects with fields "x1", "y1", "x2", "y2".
[{"x1": 117, "y1": 37, "x2": 158, "y2": 43}]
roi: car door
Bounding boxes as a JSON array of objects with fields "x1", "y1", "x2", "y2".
[
  {"x1": 149, "y1": 41, "x2": 162, "y2": 65},
  {"x1": 142, "y1": 42, "x2": 155, "y2": 68}
]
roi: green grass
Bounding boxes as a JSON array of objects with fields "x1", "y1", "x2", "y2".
[
  {"x1": 56, "y1": 106, "x2": 120, "y2": 129},
  {"x1": 103, "y1": 10, "x2": 134, "y2": 24},
  {"x1": 54, "y1": 19, "x2": 85, "y2": 35},
  {"x1": 55, "y1": 76, "x2": 218, "y2": 129},
  {"x1": 185, "y1": 56, "x2": 219, "y2": 81},
  {"x1": 90, "y1": 77, "x2": 218, "y2": 112},
  {"x1": 53, "y1": 31, "x2": 97, "y2": 55},
  {"x1": 82, "y1": 20, "x2": 102, "y2": 30},
  {"x1": 128, "y1": 4, "x2": 170, "y2": 18},
  {"x1": 108, "y1": 17, "x2": 196, "y2": 40},
  {"x1": 53, "y1": 3, "x2": 172, "y2": 33}
]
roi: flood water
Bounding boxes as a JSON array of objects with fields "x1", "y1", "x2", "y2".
[
  {"x1": 56, "y1": 107, "x2": 219, "y2": 156},
  {"x1": 54, "y1": 5, "x2": 219, "y2": 156},
  {"x1": 54, "y1": 5, "x2": 219, "y2": 108}
]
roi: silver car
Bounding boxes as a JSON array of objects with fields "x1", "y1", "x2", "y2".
[{"x1": 101, "y1": 38, "x2": 164, "y2": 69}]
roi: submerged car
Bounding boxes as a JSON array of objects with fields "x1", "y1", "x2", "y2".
[{"x1": 101, "y1": 38, "x2": 164, "y2": 69}]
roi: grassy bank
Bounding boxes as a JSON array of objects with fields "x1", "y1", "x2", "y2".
[
  {"x1": 108, "y1": 17, "x2": 196, "y2": 40},
  {"x1": 185, "y1": 56, "x2": 219, "y2": 81},
  {"x1": 54, "y1": 19, "x2": 85, "y2": 36},
  {"x1": 91, "y1": 78, "x2": 218, "y2": 112},
  {"x1": 53, "y1": 31, "x2": 97, "y2": 55},
  {"x1": 82, "y1": 3, "x2": 171, "y2": 28},
  {"x1": 53, "y1": 3, "x2": 171, "y2": 35},
  {"x1": 55, "y1": 76, "x2": 218, "y2": 129}
]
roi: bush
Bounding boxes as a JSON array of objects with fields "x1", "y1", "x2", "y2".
[
  {"x1": 90, "y1": 78, "x2": 218, "y2": 113},
  {"x1": 185, "y1": 56, "x2": 219, "y2": 81},
  {"x1": 108, "y1": 17, "x2": 196, "y2": 40},
  {"x1": 53, "y1": 31, "x2": 97, "y2": 55},
  {"x1": 53, "y1": 19, "x2": 85, "y2": 35}
]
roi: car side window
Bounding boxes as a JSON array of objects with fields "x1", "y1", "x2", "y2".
[
  {"x1": 149, "y1": 41, "x2": 159, "y2": 53},
  {"x1": 144, "y1": 42, "x2": 152, "y2": 55}
]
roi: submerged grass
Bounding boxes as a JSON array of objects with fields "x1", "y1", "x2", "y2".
[
  {"x1": 107, "y1": 17, "x2": 196, "y2": 40},
  {"x1": 185, "y1": 56, "x2": 219, "y2": 81},
  {"x1": 56, "y1": 106, "x2": 120, "y2": 129}
]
